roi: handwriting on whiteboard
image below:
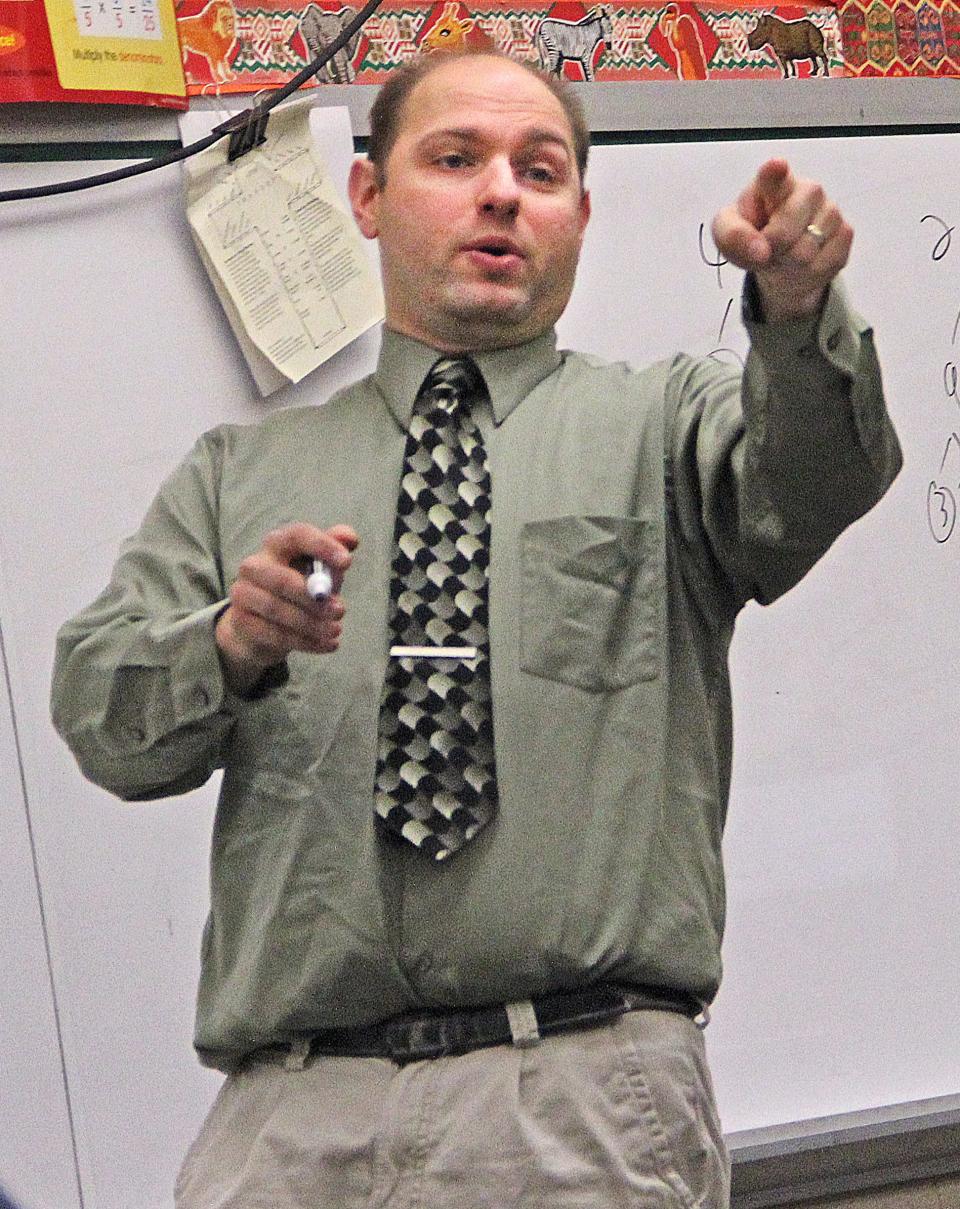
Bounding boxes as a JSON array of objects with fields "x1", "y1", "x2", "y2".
[
  {"x1": 698, "y1": 223, "x2": 745, "y2": 368},
  {"x1": 921, "y1": 213, "x2": 960, "y2": 545}
]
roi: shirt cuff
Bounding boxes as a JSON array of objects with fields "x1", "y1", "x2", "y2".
[
  {"x1": 742, "y1": 273, "x2": 864, "y2": 380},
  {"x1": 122, "y1": 601, "x2": 286, "y2": 734}
]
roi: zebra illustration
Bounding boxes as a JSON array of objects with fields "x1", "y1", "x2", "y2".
[{"x1": 535, "y1": 7, "x2": 613, "y2": 81}]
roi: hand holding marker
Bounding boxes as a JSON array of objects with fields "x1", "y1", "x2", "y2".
[{"x1": 306, "y1": 559, "x2": 334, "y2": 600}]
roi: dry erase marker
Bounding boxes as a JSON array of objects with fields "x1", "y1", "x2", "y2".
[{"x1": 306, "y1": 559, "x2": 333, "y2": 600}]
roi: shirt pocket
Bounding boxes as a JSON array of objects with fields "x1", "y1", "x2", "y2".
[{"x1": 519, "y1": 515, "x2": 661, "y2": 692}]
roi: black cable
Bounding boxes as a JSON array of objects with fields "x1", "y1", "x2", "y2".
[{"x1": 0, "y1": 0, "x2": 383, "y2": 204}]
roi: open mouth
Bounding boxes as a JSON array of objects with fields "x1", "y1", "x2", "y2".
[
  {"x1": 467, "y1": 239, "x2": 523, "y2": 259},
  {"x1": 465, "y1": 241, "x2": 524, "y2": 270}
]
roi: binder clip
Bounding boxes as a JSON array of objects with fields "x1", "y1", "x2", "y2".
[{"x1": 214, "y1": 105, "x2": 270, "y2": 162}]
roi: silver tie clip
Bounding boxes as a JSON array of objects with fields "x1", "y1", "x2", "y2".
[{"x1": 389, "y1": 645, "x2": 478, "y2": 660}]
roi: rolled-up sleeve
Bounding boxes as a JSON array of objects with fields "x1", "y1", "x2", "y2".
[
  {"x1": 51, "y1": 430, "x2": 241, "y2": 800},
  {"x1": 667, "y1": 277, "x2": 903, "y2": 619}
]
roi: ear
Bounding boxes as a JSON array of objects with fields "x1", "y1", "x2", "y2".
[
  {"x1": 577, "y1": 188, "x2": 591, "y2": 245},
  {"x1": 348, "y1": 158, "x2": 381, "y2": 240}
]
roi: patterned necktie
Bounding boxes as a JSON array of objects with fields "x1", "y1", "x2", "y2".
[{"x1": 374, "y1": 356, "x2": 499, "y2": 860}]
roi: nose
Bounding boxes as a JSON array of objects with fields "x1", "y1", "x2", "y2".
[{"x1": 476, "y1": 156, "x2": 520, "y2": 218}]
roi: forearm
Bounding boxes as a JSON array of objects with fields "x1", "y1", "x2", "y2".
[
  {"x1": 50, "y1": 430, "x2": 250, "y2": 799},
  {"x1": 737, "y1": 277, "x2": 902, "y2": 584},
  {"x1": 702, "y1": 160, "x2": 901, "y2": 597},
  {"x1": 670, "y1": 278, "x2": 902, "y2": 615},
  {"x1": 52, "y1": 601, "x2": 238, "y2": 799}
]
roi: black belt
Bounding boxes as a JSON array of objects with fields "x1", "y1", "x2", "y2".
[{"x1": 299, "y1": 984, "x2": 702, "y2": 1066}]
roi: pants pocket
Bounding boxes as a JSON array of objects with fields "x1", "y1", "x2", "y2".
[{"x1": 616, "y1": 1013, "x2": 730, "y2": 1209}]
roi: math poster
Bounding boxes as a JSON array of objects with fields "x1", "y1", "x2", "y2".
[{"x1": 0, "y1": 0, "x2": 186, "y2": 103}]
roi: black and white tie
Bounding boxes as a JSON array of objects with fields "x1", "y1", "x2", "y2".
[{"x1": 374, "y1": 356, "x2": 498, "y2": 860}]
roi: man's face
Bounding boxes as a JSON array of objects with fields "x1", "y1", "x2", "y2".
[{"x1": 349, "y1": 56, "x2": 591, "y2": 352}]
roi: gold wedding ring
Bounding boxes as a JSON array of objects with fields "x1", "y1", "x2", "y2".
[{"x1": 805, "y1": 223, "x2": 827, "y2": 247}]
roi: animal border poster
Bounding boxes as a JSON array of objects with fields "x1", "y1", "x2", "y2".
[
  {"x1": 175, "y1": 0, "x2": 960, "y2": 97},
  {"x1": 0, "y1": 0, "x2": 186, "y2": 102},
  {"x1": 175, "y1": 0, "x2": 850, "y2": 94}
]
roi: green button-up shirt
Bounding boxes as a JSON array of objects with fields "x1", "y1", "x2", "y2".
[{"x1": 51, "y1": 283, "x2": 901, "y2": 1072}]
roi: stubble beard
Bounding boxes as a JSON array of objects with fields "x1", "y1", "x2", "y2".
[
  {"x1": 427, "y1": 261, "x2": 575, "y2": 351},
  {"x1": 386, "y1": 252, "x2": 574, "y2": 352},
  {"x1": 437, "y1": 283, "x2": 535, "y2": 349}
]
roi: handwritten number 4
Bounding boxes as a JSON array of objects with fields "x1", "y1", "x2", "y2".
[{"x1": 698, "y1": 223, "x2": 727, "y2": 290}]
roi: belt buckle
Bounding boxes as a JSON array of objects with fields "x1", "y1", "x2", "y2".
[{"x1": 534, "y1": 985, "x2": 630, "y2": 1038}]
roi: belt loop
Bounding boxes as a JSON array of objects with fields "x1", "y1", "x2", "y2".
[
  {"x1": 284, "y1": 1039, "x2": 311, "y2": 1071},
  {"x1": 505, "y1": 1000, "x2": 541, "y2": 1048}
]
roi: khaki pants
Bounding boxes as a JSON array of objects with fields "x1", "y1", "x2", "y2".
[{"x1": 175, "y1": 1009, "x2": 730, "y2": 1208}]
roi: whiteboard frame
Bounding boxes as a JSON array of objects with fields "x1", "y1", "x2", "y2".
[{"x1": 2, "y1": 78, "x2": 960, "y2": 145}]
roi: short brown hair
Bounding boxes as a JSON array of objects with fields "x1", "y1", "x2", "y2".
[{"x1": 366, "y1": 50, "x2": 590, "y2": 188}]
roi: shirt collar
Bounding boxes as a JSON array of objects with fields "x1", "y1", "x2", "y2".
[{"x1": 375, "y1": 327, "x2": 562, "y2": 428}]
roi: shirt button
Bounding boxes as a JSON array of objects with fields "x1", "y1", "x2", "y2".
[
  {"x1": 127, "y1": 725, "x2": 146, "y2": 744},
  {"x1": 798, "y1": 343, "x2": 817, "y2": 360},
  {"x1": 826, "y1": 329, "x2": 842, "y2": 352}
]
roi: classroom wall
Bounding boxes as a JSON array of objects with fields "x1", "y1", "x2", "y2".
[{"x1": 2, "y1": 109, "x2": 959, "y2": 1209}]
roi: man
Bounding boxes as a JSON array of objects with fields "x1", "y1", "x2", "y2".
[{"x1": 52, "y1": 50, "x2": 901, "y2": 1208}]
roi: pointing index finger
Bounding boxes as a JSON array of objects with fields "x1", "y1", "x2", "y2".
[
  {"x1": 714, "y1": 159, "x2": 800, "y2": 272},
  {"x1": 750, "y1": 158, "x2": 794, "y2": 226}
]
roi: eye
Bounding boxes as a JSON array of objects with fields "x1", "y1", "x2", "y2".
[
  {"x1": 522, "y1": 162, "x2": 563, "y2": 186},
  {"x1": 436, "y1": 152, "x2": 472, "y2": 170}
]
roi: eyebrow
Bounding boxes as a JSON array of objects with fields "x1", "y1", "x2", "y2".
[{"x1": 420, "y1": 125, "x2": 574, "y2": 157}]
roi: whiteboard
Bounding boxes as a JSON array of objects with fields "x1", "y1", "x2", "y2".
[
  {"x1": 565, "y1": 139, "x2": 960, "y2": 1134},
  {"x1": 0, "y1": 627, "x2": 79, "y2": 1209},
  {"x1": 1, "y1": 128, "x2": 958, "y2": 1208}
]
